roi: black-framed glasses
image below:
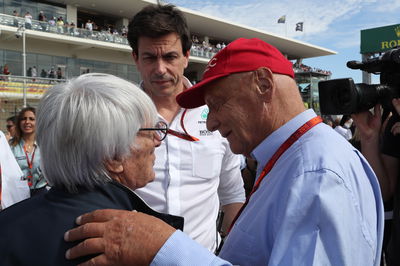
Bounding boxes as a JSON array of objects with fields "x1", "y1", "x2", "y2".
[{"x1": 139, "y1": 121, "x2": 168, "y2": 141}]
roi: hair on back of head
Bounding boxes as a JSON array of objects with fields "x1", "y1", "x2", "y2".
[
  {"x1": 36, "y1": 73, "x2": 158, "y2": 193},
  {"x1": 127, "y1": 3, "x2": 192, "y2": 55}
]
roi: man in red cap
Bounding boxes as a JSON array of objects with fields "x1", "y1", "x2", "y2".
[
  {"x1": 115, "y1": 3, "x2": 246, "y2": 253},
  {"x1": 64, "y1": 38, "x2": 384, "y2": 265}
]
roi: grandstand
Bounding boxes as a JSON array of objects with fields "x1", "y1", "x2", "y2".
[{"x1": 0, "y1": 0, "x2": 336, "y2": 130}]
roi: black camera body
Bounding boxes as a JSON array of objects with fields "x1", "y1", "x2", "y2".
[{"x1": 318, "y1": 47, "x2": 400, "y2": 115}]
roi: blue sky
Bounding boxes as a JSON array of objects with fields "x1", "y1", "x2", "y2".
[{"x1": 167, "y1": 0, "x2": 400, "y2": 84}]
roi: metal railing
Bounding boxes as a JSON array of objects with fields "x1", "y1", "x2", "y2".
[
  {"x1": 0, "y1": 13, "x2": 129, "y2": 45},
  {"x1": 0, "y1": 74, "x2": 64, "y2": 98},
  {"x1": 0, "y1": 13, "x2": 219, "y2": 59},
  {"x1": 0, "y1": 75, "x2": 64, "y2": 131}
]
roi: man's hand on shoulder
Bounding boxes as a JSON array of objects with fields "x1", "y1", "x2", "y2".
[{"x1": 64, "y1": 209, "x2": 176, "y2": 266}]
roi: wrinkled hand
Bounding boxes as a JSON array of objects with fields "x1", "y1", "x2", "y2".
[
  {"x1": 64, "y1": 209, "x2": 176, "y2": 266},
  {"x1": 351, "y1": 105, "x2": 381, "y2": 141}
]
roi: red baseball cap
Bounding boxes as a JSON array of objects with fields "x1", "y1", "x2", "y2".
[{"x1": 177, "y1": 38, "x2": 294, "y2": 108}]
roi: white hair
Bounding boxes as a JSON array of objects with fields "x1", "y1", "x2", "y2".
[{"x1": 36, "y1": 73, "x2": 157, "y2": 193}]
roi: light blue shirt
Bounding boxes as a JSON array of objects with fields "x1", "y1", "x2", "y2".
[
  {"x1": 10, "y1": 140, "x2": 46, "y2": 190},
  {"x1": 152, "y1": 109, "x2": 384, "y2": 266}
]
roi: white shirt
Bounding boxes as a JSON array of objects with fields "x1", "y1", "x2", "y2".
[
  {"x1": 85, "y1": 22, "x2": 93, "y2": 31},
  {"x1": 334, "y1": 125, "x2": 352, "y2": 140},
  {"x1": 0, "y1": 131, "x2": 30, "y2": 209},
  {"x1": 24, "y1": 14, "x2": 32, "y2": 24},
  {"x1": 136, "y1": 79, "x2": 245, "y2": 251}
]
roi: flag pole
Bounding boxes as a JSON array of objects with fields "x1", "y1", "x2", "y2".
[{"x1": 285, "y1": 22, "x2": 287, "y2": 37}]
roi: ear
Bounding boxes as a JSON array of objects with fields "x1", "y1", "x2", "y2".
[
  {"x1": 105, "y1": 159, "x2": 124, "y2": 174},
  {"x1": 255, "y1": 67, "x2": 274, "y2": 103},
  {"x1": 183, "y1": 50, "x2": 190, "y2": 69},
  {"x1": 132, "y1": 52, "x2": 139, "y2": 64}
]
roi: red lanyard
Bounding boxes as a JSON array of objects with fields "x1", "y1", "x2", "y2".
[
  {"x1": 167, "y1": 109, "x2": 199, "y2": 141},
  {"x1": 228, "y1": 116, "x2": 323, "y2": 233},
  {"x1": 23, "y1": 144, "x2": 36, "y2": 187}
]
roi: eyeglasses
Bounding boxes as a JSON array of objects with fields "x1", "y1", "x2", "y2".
[{"x1": 139, "y1": 121, "x2": 168, "y2": 141}]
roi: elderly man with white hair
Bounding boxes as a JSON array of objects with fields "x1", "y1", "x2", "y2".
[
  {"x1": 0, "y1": 73, "x2": 183, "y2": 266},
  {"x1": 64, "y1": 39, "x2": 383, "y2": 266}
]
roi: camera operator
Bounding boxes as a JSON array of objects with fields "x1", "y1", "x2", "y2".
[{"x1": 352, "y1": 100, "x2": 400, "y2": 266}]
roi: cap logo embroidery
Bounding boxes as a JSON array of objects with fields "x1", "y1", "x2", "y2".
[{"x1": 204, "y1": 57, "x2": 217, "y2": 74}]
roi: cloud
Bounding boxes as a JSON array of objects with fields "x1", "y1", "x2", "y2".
[
  {"x1": 168, "y1": 0, "x2": 400, "y2": 51},
  {"x1": 374, "y1": 0, "x2": 400, "y2": 12},
  {"x1": 169, "y1": 0, "x2": 364, "y2": 38}
]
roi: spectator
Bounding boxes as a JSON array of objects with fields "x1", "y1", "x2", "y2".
[
  {"x1": 27, "y1": 67, "x2": 32, "y2": 77},
  {"x1": 3, "y1": 64, "x2": 11, "y2": 81},
  {"x1": 5, "y1": 116, "x2": 17, "y2": 142},
  {"x1": 352, "y1": 102, "x2": 400, "y2": 266},
  {"x1": 31, "y1": 66, "x2": 37, "y2": 81},
  {"x1": 3, "y1": 64, "x2": 10, "y2": 75},
  {"x1": 38, "y1": 11, "x2": 45, "y2": 21},
  {"x1": 69, "y1": 21, "x2": 78, "y2": 36},
  {"x1": 12, "y1": 10, "x2": 19, "y2": 27},
  {"x1": 85, "y1": 19, "x2": 93, "y2": 35},
  {"x1": 0, "y1": 73, "x2": 183, "y2": 265},
  {"x1": 121, "y1": 25, "x2": 127, "y2": 37},
  {"x1": 38, "y1": 11, "x2": 47, "y2": 31},
  {"x1": 48, "y1": 16, "x2": 56, "y2": 32},
  {"x1": 56, "y1": 17, "x2": 64, "y2": 34},
  {"x1": 334, "y1": 115, "x2": 353, "y2": 140},
  {"x1": 48, "y1": 67, "x2": 55, "y2": 79},
  {"x1": 24, "y1": 12, "x2": 32, "y2": 30},
  {"x1": 40, "y1": 69, "x2": 47, "y2": 78},
  {"x1": 56, "y1": 67, "x2": 62, "y2": 79},
  {"x1": 10, "y1": 107, "x2": 46, "y2": 197}
]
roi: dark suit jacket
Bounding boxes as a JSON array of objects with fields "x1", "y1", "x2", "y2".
[{"x1": 0, "y1": 181, "x2": 183, "y2": 265}]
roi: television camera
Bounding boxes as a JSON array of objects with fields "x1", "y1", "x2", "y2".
[{"x1": 318, "y1": 47, "x2": 400, "y2": 115}]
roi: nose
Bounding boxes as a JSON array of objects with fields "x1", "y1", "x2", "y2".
[
  {"x1": 206, "y1": 111, "x2": 219, "y2": 132},
  {"x1": 153, "y1": 133, "x2": 162, "y2": 147},
  {"x1": 155, "y1": 58, "x2": 167, "y2": 75}
]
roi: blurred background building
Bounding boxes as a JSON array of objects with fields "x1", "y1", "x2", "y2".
[{"x1": 0, "y1": 0, "x2": 335, "y2": 131}]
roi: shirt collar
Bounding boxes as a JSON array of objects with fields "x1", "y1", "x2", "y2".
[
  {"x1": 20, "y1": 138, "x2": 38, "y2": 147},
  {"x1": 251, "y1": 109, "x2": 317, "y2": 177}
]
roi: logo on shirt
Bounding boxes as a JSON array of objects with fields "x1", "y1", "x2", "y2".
[
  {"x1": 199, "y1": 130, "x2": 213, "y2": 136},
  {"x1": 201, "y1": 108, "x2": 209, "y2": 120}
]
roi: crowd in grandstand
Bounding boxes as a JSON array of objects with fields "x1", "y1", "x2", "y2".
[
  {"x1": 4, "y1": 10, "x2": 226, "y2": 59},
  {"x1": 0, "y1": 64, "x2": 64, "y2": 81},
  {"x1": 8, "y1": 10, "x2": 128, "y2": 43},
  {"x1": 294, "y1": 63, "x2": 332, "y2": 75}
]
